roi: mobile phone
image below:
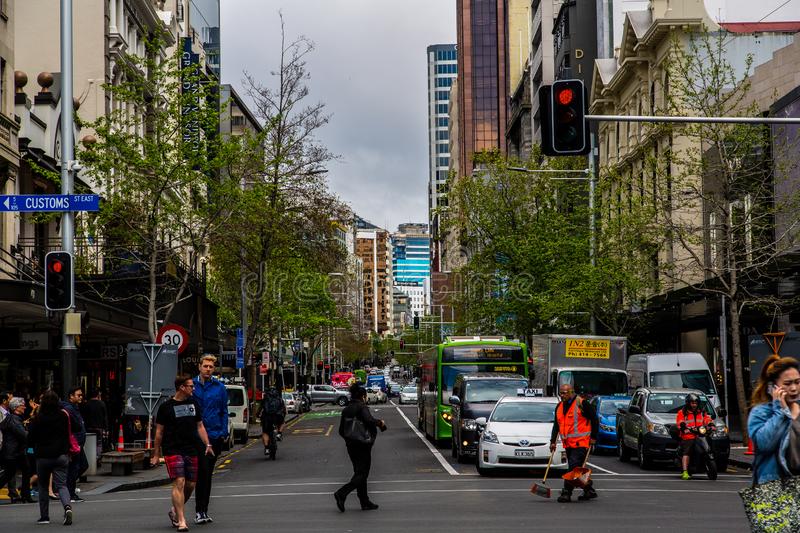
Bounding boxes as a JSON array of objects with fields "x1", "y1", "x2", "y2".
[{"x1": 767, "y1": 383, "x2": 776, "y2": 395}]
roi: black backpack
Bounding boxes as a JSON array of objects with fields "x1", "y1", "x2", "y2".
[{"x1": 263, "y1": 393, "x2": 283, "y2": 415}]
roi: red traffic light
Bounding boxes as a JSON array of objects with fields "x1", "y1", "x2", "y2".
[
  {"x1": 49, "y1": 260, "x2": 64, "y2": 274},
  {"x1": 556, "y1": 87, "x2": 574, "y2": 106}
]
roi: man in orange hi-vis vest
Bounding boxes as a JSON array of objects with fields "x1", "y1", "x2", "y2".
[{"x1": 550, "y1": 383, "x2": 599, "y2": 503}]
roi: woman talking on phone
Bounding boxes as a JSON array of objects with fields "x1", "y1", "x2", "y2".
[{"x1": 748, "y1": 355, "x2": 800, "y2": 484}]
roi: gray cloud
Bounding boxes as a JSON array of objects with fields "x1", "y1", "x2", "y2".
[{"x1": 221, "y1": 0, "x2": 456, "y2": 232}]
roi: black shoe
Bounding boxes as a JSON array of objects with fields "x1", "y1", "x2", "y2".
[
  {"x1": 334, "y1": 492, "x2": 346, "y2": 512},
  {"x1": 578, "y1": 488, "x2": 598, "y2": 501},
  {"x1": 37, "y1": 518, "x2": 50, "y2": 525},
  {"x1": 64, "y1": 506, "x2": 73, "y2": 525},
  {"x1": 264, "y1": 445, "x2": 269, "y2": 456},
  {"x1": 70, "y1": 497, "x2": 85, "y2": 503},
  {"x1": 361, "y1": 502, "x2": 379, "y2": 511},
  {"x1": 557, "y1": 490, "x2": 572, "y2": 503}
]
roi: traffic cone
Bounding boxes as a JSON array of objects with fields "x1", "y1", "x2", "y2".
[
  {"x1": 744, "y1": 439, "x2": 754, "y2": 455},
  {"x1": 117, "y1": 424, "x2": 125, "y2": 452}
]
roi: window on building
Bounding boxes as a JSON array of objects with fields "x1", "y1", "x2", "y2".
[
  {"x1": 436, "y1": 130, "x2": 449, "y2": 141},
  {"x1": 436, "y1": 103, "x2": 449, "y2": 114},
  {"x1": 435, "y1": 90, "x2": 450, "y2": 101},
  {"x1": 437, "y1": 117, "x2": 448, "y2": 127},
  {"x1": 231, "y1": 115, "x2": 245, "y2": 126},
  {"x1": 436, "y1": 77, "x2": 453, "y2": 88}
]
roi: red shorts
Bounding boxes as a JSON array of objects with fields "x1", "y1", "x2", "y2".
[{"x1": 164, "y1": 454, "x2": 198, "y2": 482}]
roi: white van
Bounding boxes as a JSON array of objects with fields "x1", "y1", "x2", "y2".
[
  {"x1": 626, "y1": 352, "x2": 722, "y2": 409},
  {"x1": 225, "y1": 384, "x2": 249, "y2": 444}
]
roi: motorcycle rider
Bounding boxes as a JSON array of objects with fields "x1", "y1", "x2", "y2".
[
  {"x1": 676, "y1": 393, "x2": 714, "y2": 480},
  {"x1": 260, "y1": 387, "x2": 286, "y2": 455}
]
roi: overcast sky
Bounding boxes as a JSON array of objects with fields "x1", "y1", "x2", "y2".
[{"x1": 221, "y1": 1, "x2": 456, "y2": 233}]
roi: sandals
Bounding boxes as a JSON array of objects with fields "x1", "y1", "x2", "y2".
[{"x1": 168, "y1": 509, "x2": 179, "y2": 528}]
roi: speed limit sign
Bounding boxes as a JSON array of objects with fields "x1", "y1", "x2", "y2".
[{"x1": 157, "y1": 323, "x2": 189, "y2": 354}]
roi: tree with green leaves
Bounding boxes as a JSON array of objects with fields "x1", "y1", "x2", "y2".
[
  {"x1": 79, "y1": 35, "x2": 241, "y2": 343},
  {"x1": 443, "y1": 148, "x2": 652, "y2": 342},
  {"x1": 208, "y1": 18, "x2": 349, "y2": 382}
]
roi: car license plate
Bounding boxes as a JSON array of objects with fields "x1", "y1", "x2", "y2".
[{"x1": 514, "y1": 449, "x2": 536, "y2": 457}]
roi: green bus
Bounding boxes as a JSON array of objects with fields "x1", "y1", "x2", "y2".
[{"x1": 417, "y1": 337, "x2": 529, "y2": 443}]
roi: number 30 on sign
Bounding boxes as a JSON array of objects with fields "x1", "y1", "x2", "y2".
[{"x1": 157, "y1": 323, "x2": 189, "y2": 354}]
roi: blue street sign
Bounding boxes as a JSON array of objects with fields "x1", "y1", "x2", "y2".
[
  {"x1": 0, "y1": 194, "x2": 100, "y2": 212},
  {"x1": 236, "y1": 328, "x2": 244, "y2": 369},
  {"x1": 236, "y1": 346, "x2": 244, "y2": 369}
]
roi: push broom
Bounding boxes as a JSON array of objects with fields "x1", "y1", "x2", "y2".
[{"x1": 530, "y1": 449, "x2": 556, "y2": 498}]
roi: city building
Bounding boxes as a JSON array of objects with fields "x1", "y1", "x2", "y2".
[
  {"x1": 220, "y1": 84, "x2": 261, "y2": 137},
  {"x1": 455, "y1": 0, "x2": 509, "y2": 175},
  {"x1": 553, "y1": 0, "x2": 598, "y2": 83},
  {"x1": 427, "y1": 44, "x2": 457, "y2": 276},
  {"x1": 392, "y1": 287, "x2": 411, "y2": 333},
  {"x1": 356, "y1": 226, "x2": 393, "y2": 335},
  {"x1": 530, "y1": 0, "x2": 561, "y2": 144},
  {"x1": 589, "y1": 1, "x2": 800, "y2": 411},
  {"x1": 2, "y1": 1, "x2": 219, "y2": 393},
  {"x1": 391, "y1": 223, "x2": 431, "y2": 319},
  {"x1": 505, "y1": 0, "x2": 532, "y2": 160},
  {"x1": 0, "y1": 0, "x2": 20, "y2": 269}
]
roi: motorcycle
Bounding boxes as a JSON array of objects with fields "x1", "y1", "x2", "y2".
[{"x1": 683, "y1": 424, "x2": 717, "y2": 480}]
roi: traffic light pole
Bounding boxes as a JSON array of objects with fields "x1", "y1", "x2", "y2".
[
  {"x1": 588, "y1": 132, "x2": 597, "y2": 335},
  {"x1": 60, "y1": 0, "x2": 77, "y2": 392}
]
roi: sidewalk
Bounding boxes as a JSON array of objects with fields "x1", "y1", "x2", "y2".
[
  {"x1": 0, "y1": 414, "x2": 304, "y2": 502},
  {"x1": 728, "y1": 444, "x2": 753, "y2": 471}
]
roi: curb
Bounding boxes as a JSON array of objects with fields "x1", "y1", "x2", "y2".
[{"x1": 728, "y1": 457, "x2": 753, "y2": 471}]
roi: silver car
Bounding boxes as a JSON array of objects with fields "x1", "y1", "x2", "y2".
[{"x1": 398, "y1": 385, "x2": 418, "y2": 405}]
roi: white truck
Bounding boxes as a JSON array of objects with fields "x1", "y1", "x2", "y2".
[{"x1": 529, "y1": 335, "x2": 628, "y2": 397}]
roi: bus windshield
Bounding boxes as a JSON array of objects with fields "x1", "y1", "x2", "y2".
[
  {"x1": 442, "y1": 345, "x2": 524, "y2": 363},
  {"x1": 649, "y1": 371, "x2": 716, "y2": 395},
  {"x1": 465, "y1": 379, "x2": 528, "y2": 402}
]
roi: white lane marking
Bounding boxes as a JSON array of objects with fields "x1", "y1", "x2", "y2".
[
  {"x1": 392, "y1": 403, "x2": 460, "y2": 476},
  {"x1": 85, "y1": 486, "x2": 743, "y2": 504},
  {"x1": 586, "y1": 462, "x2": 619, "y2": 475}
]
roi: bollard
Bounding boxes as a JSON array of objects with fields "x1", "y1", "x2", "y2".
[{"x1": 85, "y1": 433, "x2": 98, "y2": 476}]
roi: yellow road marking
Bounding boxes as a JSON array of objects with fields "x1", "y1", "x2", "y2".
[
  {"x1": 325, "y1": 424, "x2": 334, "y2": 437},
  {"x1": 293, "y1": 428, "x2": 324, "y2": 434},
  {"x1": 285, "y1": 414, "x2": 307, "y2": 429}
]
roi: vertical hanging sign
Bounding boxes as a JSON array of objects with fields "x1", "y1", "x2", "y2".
[{"x1": 181, "y1": 37, "x2": 201, "y2": 162}]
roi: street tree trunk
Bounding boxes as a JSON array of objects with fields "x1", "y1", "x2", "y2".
[{"x1": 729, "y1": 294, "x2": 750, "y2": 443}]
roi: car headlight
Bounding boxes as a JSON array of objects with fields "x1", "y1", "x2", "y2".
[
  {"x1": 647, "y1": 423, "x2": 670, "y2": 437},
  {"x1": 441, "y1": 411, "x2": 453, "y2": 423},
  {"x1": 712, "y1": 425, "x2": 728, "y2": 438},
  {"x1": 599, "y1": 423, "x2": 615, "y2": 432},
  {"x1": 462, "y1": 419, "x2": 477, "y2": 431},
  {"x1": 482, "y1": 430, "x2": 499, "y2": 444}
]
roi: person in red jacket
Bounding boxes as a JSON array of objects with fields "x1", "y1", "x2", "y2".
[{"x1": 676, "y1": 393, "x2": 713, "y2": 480}]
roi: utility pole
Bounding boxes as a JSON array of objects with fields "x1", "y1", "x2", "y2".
[
  {"x1": 588, "y1": 133, "x2": 597, "y2": 335},
  {"x1": 60, "y1": 0, "x2": 77, "y2": 392}
]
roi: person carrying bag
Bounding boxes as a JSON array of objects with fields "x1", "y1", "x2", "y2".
[
  {"x1": 334, "y1": 384, "x2": 386, "y2": 512},
  {"x1": 741, "y1": 355, "x2": 800, "y2": 532}
]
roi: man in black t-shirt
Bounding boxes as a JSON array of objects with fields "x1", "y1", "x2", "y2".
[{"x1": 151, "y1": 374, "x2": 214, "y2": 532}]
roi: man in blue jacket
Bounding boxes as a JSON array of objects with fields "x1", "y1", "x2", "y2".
[{"x1": 192, "y1": 355, "x2": 229, "y2": 525}]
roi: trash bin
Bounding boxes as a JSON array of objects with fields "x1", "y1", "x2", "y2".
[{"x1": 85, "y1": 433, "x2": 98, "y2": 476}]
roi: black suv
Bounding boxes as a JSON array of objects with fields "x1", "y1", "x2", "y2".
[{"x1": 448, "y1": 373, "x2": 529, "y2": 463}]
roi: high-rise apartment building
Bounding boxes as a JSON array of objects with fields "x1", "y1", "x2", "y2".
[
  {"x1": 427, "y1": 44, "x2": 457, "y2": 273},
  {"x1": 392, "y1": 224, "x2": 431, "y2": 319},
  {"x1": 356, "y1": 228, "x2": 393, "y2": 335},
  {"x1": 456, "y1": 0, "x2": 509, "y2": 175}
]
